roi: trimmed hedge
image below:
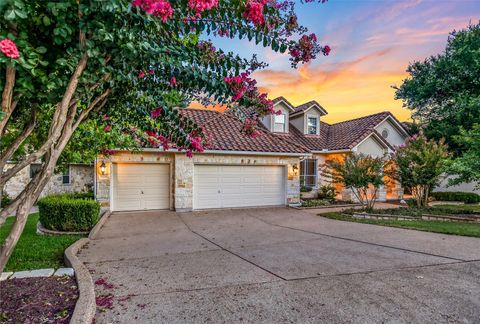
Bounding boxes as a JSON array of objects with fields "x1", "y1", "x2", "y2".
[
  {"x1": 431, "y1": 191, "x2": 480, "y2": 204},
  {"x1": 38, "y1": 193, "x2": 100, "y2": 232}
]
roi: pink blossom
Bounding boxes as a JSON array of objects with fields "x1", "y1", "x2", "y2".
[
  {"x1": 186, "y1": 149, "x2": 193, "y2": 158},
  {"x1": 150, "y1": 107, "x2": 163, "y2": 119},
  {"x1": 322, "y1": 45, "x2": 331, "y2": 56},
  {"x1": 0, "y1": 38, "x2": 19, "y2": 59},
  {"x1": 138, "y1": 71, "x2": 146, "y2": 78},
  {"x1": 132, "y1": 0, "x2": 173, "y2": 22},
  {"x1": 149, "y1": 69, "x2": 155, "y2": 75},
  {"x1": 243, "y1": 1, "x2": 265, "y2": 27},
  {"x1": 188, "y1": 0, "x2": 218, "y2": 15},
  {"x1": 169, "y1": 76, "x2": 177, "y2": 86},
  {"x1": 102, "y1": 114, "x2": 109, "y2": 121},
  {"x1": 189, "y1": 136, "x2": 204, "y2": 153},
  {"x1": 104, "y1": 125, "x2": 112, "y2": 132}
]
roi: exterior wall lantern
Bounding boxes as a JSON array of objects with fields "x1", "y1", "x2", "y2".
[{"x1": 292, "y1": 164, "x2": 299, "y2": 176}]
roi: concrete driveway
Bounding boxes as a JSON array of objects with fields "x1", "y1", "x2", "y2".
[{"x1": 78, "y1": 208, "x2": 480, "y2": 323}]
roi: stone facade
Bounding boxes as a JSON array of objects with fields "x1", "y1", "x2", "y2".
[
  {"x1": 96, "y1": 151, "x2": 301, "y2": 212},
  {"x1": 3, "y1": 163, "x2": 94, "y2": 199}
]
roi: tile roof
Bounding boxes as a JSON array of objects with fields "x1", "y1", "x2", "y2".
[
  {"x1": 286, "y1": 111, "x2": 397, "y2": 151},
  {"x1": 179, "y1": 109, "x2": 310, "y2": 154},
  {"x1": 291, "y1": 100, "x2": 328, "y2": 115}
]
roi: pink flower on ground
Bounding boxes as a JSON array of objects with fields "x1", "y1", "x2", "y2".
[
  {"x1": 169, "y1": 76, "x2": 177, "y2": 86},
  {"x1": 149, "y1": 69, "x2": 155, "y2": 75},
  {"x1": 102, "y1": 114, "x2": 109, "y2": 121},
  {"x1": 138, "y1": 71, "x2": 146, "y2": 78},
  {"x1": 0, "y1": 38, "x2": 19, "y2": 59},
  {"x1": 104, "y1": 125, "x2": 112, "y2": 132}
]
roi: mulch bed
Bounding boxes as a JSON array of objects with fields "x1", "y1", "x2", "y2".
[{"x1": 0, "y1": 276, "x2": 78, "y2": 323}]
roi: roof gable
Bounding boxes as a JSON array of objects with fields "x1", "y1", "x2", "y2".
[{"x1": 290, "y1": 100, "x2": 328, "y2": 117}]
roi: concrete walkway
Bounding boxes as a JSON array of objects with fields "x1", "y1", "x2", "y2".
[{"x1": 79, "y1": 208, "x2": 480, "y2": 323}]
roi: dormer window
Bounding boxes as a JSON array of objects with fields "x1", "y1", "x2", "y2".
[
  {"x1": 274, "y1": 114, "x2": 286, "y2": 132},
  {"x1": 307, "y1": 116, "x2": 318, "y2": 135}
]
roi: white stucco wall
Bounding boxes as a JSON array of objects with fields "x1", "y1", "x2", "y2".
[
  {"x1": 355, "y1": 136, "x2": 387, "y2": 158},
  {"x1": 374, "y1": 118, "x2": 407, "y2": 148}
]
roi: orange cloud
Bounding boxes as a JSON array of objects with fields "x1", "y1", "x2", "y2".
[{"x1": 254, "y1": 48, "x2": 412, "y2": 123}]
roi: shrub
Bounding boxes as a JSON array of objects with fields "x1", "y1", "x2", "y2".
[
  {"x1": 300, "y1": 186, "x2": 312, "y2": 193},
  {"x1": 431, "y1": 192, "x2": 480, "y2": 204},
  {"x1": 38, "y1": 194, "x2": 100, "y2": 232},
  {"x1": 317, "y1": 185, "x2": 336, "y2": 201},
  {"x1": 302, "y1": 199, "x2": 331, "y2": 207}
]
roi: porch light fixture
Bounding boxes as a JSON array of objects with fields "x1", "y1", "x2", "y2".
[
  {"x1": 292, "y1": 164, "x2": 299, "y2": 175},
  {"x1": 100, "y1": 161, "x2": 106, "y2": 175}
]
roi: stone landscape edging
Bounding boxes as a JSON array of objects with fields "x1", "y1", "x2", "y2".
[
  {"x1": 36, "y1": 222, "x2": 89, "y2": 236},
  {"x1": 64, "y1": 210, "x2": 112, "y2": 324},
  {"x1": 292, "y1": 203, "x2": 362, "y2": 210},
  {"x1": 64, "y1": 237, "x2": 96, "y2": 324}
]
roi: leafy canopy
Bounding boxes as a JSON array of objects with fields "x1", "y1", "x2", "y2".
[{"x1": 394, "y1": 23, "x2": 480, "y2": 156}]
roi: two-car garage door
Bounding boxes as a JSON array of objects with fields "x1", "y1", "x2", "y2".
[
  {"x1": 193, "y1": 165, "x2": 285, "y2": 209},
  {"x1": 112, "y1": 163, "x2": 286, "y2": 211}
]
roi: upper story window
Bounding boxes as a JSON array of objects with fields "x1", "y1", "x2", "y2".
[
  {"x1": 274, "y1": 114, "x2": 286, "y2": 132},
  {"x1": 307, "y1": 116, "x2": 318, "y2": 135}
]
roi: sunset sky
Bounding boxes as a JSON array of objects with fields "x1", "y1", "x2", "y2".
[{"x1": 206, "y1": 0, "x2": 480, "y2": 123}]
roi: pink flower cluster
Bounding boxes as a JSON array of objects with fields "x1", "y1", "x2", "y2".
[
  {"x1": 169, "y1": 76, "x2": 177, "y2": 86},
  {"x1": 243, "y1": 117, "x2": 261, "y2": 139},
  {"x1": 0, "y1": 38, "x2": 19, "y2": 59},
  {"x1": 243, "y1": 0, "x2": 268, "y2": 27},
  {"x1": 188, "y1": 0, "x2": 218, "y2": 15},
  {"x1": 224, "y1": 72, "x2": 256, "y2": 101},
  {"x1": 146, "y1": 130, "x2": 170, "y2": 150},
  {"x1": 197, "y1": 40, "x2": 222, "y2": 63},
  {"x1": 289, "y1": 33, "x2": 324, "y2": 67},
  {"x1": 132, "y1": 0, "x2": 173, "y2": 22},
  {"x1": 150, "y1": 107, "x2": 163, "y2": 119}
]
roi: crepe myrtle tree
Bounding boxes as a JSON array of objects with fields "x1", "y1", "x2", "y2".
[
  {"x1": 324, "y1": 153, "x2": 387, "y2": 211},
  {"x1": 0, "y1": 0, "x2": 330, "y2": 270},
  {"x1": 388, "y1": 134, "x2": 450, "y2": 207}
]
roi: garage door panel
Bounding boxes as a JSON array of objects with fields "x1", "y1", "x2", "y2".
[
  {"x1": 114, "y1": 163, "x2": 170, "y2": 211},
  {"x1": 194, "y1": 164, "x2": 285, "y2": 209}
]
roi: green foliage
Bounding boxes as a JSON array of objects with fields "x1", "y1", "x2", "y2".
[
  {"x1": 445, "y1": 124, "x2": 480, "y2": 186},
  {"x1": 38, "y1": 194, "x2": 100, "y2": 232},
  {"x1": 1, "y1": 191, "x2": 11, "y2": 207},
  {"x1": 395, "y1": 23, "x2": 480, "y2": 156},
  {"x1": 431, "y1": 192, "x2": 480, "y2": 204},
  {"x1": 0, "y1": 213, "x2": 84, "y2": 272},
  {"x1": 300, "y1": 186, "x2": 312, "y2": 193},
  {"x1": 320, "y1": 212, "x2": 480, "y2": 238},
  {"x1": 317, "y1": 185, "x2": 336, "y2": 201},
  {"x1": 343, "y1": 206, "x2": 479, "y2": 217},
  {"x1": 301, "y1": 199, "x2": 331, "y2": 207},
  {"x1": 326, "y1": 153, "x2": 386, "y2": 210},
  {"x1": 389, "y1": 134, "x2": 450, "y2": 207}
]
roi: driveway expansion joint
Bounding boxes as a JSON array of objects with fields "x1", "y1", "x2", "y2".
[
  {"x1": 178, "y1": 214, "x2": 288, "y2": 281},
  {"x1": 247, "y1": 213, "x2": 467, "y2": 262}
]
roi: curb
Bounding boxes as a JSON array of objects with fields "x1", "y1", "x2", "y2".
[
  {"x1": 89, "y1": 210, "x2": 111, "y2": 240},
  {"x1": 65, "y1": 238, "x2": 96, "y2": 324}
]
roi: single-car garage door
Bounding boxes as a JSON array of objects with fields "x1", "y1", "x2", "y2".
[
  {"x1": 113, "y1": 163, "x2": 170, "y2": 211},
  {"x1": 193, "y1": 165, "x2": 285, "y2": 209}
]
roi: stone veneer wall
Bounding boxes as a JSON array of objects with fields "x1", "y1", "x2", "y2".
[
  {"x1": 3, "y1": 163, "x2": 94, "y2": 199},
  {"x1": 95, "y1": 151, "x2": 301, "y2": 211}
]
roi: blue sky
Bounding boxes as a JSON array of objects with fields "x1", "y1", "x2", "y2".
[{"x1": 205, "y1": 0, "x2": 480, "y2": 123}]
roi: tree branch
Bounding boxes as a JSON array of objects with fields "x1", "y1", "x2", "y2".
[
  {"x1": 0, "y1": 67, "x2": 16, "y2": 135},
  {"x1": 0, "y1": 108, "x2": 37, "y2": 170},
  {"x1": 73, "y1": 88, "x2": 111, "y2": 130}
]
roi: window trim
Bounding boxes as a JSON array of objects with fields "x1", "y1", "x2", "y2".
[
  {"x1": 300, "y1": 158, "x2": 318, "y2": 189},
  {"x1": 273, "y1": 113, "x2": 286, "y2": 132},
  {"x1": 306, "y1": 115, "x2": 319, "y2": 135},
  {"x1": 62, "y1": 166, "x2": 71, "y2": 185}
]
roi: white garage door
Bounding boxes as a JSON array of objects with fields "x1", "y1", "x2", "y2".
[
  {"x1": 193, "y1": 165, "x2": 285, "y2": 209},
  {"x1": 113, "y1": 163, "x2": 170, "y2": 211}
]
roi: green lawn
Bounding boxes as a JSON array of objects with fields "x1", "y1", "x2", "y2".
[
  {"x1": 0, "y1": 213, "x2": 84, "y2": 272},
  {"x1": 320, "y1": 212, "x2": 480, "y2": 238}
]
